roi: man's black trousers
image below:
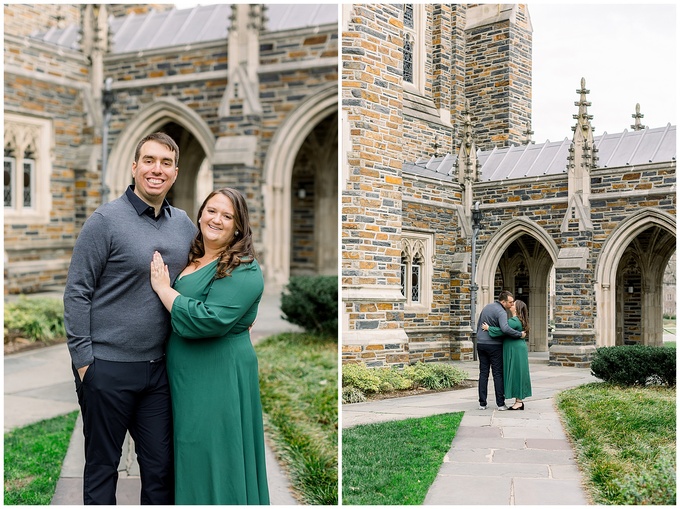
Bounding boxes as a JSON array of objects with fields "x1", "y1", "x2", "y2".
[
  {"x1": 476, "y1": 342, "x2": 505, "y2": 407},
  {"x1": 72, "y1": 357, "x2": 174, "y2": 505}
]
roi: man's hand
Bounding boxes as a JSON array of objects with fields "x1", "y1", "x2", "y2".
[
  {"x1": 521, "y1": 331, "x2": 526, "y2": 338},
  {"x1": 77, "y1": 364, "x2": 90, "y2": 381}
]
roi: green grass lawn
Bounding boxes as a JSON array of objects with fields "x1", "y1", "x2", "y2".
[
  {"x1": 255, "y1": 332, "x2": 338, "y2": 505},
  {"x1": 4, "y1": 411, "x2": 79, "y2": 505},
  {"x1": 342, "y1": 412, "x2": 464, "y2": 505},
  {"x1": 663, "y1": 318, "x2": 676, "y2": 334},
  {"x1": 556, "y1": 383, "x2": 676, "y2": 505}
]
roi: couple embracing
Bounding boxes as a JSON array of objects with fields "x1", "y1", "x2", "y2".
[
  {"x1": 475, "y1": 290, "x2": 533, "y2": 411},
  {"x1": 64, "y1": 133, "x2": 269, "y2": 505}
]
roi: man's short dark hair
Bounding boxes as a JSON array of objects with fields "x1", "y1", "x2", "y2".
[
  {"x1": 498, "y1": 290, "x2": 514, "y2": 302},
  {"x1": 134, "y1": 132, "x2": 180, "y2": 167}
]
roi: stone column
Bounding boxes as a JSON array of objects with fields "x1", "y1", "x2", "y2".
[
  {"x1": 642, "y1": 279, "x2": 664, "y2": 347},
  {"x1": 215, "y1": 5, "x2": 264, "y2": 250},
  {"x1": 551, "y1": 79, "x2": 599, "y2": 367},
  {"x1": 528, "y1": 283, "x2": 548, "y2": 352}
]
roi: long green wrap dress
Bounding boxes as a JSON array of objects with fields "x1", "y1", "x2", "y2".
[
  {"x1": 488, "y1": 316, "x2": 532, "y2": 400},
  {"x1": 166, "y1": 258, "x2": 270, "y2": 505}
]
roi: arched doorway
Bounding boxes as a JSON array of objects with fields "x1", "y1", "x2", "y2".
[
  {"x1": 290, "y1": 112, "x2": 338, "y2": 276},
  {"x1": 263, "y1": 83, "x2": 338, "y2": 288},
  {"x1": 596, "y1": 209, "x2": 676, "y2": 347},
  {"x1": 107, "y1": 97, "x2": 214, "y2": 219},
  {"x1": 477, "y1": 217, "x2": 559, "y2": 352}
]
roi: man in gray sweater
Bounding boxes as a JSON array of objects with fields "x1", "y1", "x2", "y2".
[
  {"x1": 475, "y1": 290, "x2": 525, "y2": 410},
  {"x1": 64, "y1": 132, "x2": 196, "y2": 504}
]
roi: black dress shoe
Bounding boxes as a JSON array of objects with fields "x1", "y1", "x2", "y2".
[{"x1": 509, "y1": 402, "x2": 524, "y2": 410}]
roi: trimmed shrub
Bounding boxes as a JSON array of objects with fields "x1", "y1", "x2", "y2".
[
  {"x1": 4, "y1": 297, "x2": 65, "y2": 343},
  {"x1": 342, "y1": 361, "x2": 468, "y2": 402},
  {"x1": 342, "y1": 386, "x2": 367, "y2": 404},
  {"x1": 281, "y1": 276, "x2": 338, "y2": 337},
  {"x1": 374, "y1": 367, "x2": 414, "y2": 392},
  {"x1": 403, "y1": 362, "x2": 468, "y2": 390},
  {"x1": 280, "y1": 276, "x2": 337, "y2": 337},
  {"x1": 590, "y1": 345, "x2": 676, "y2": 387},
  {"x1": 342, "y1": 363, "x2": 381, "y2": 394}
]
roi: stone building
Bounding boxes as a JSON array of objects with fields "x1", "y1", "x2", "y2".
[
  {"x1": 341, "y1": 4, "x2": 676, "y2": 367},
  {"x1": 4, "y1": 3, "x2": 338, "y2": 294}
]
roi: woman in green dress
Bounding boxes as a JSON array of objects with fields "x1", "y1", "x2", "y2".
[
  {"x1": 150, "y1": 188, "x2": 269, "y2": 504},
  {"x1": 482, "y1": 299, "x2": 532, "y2": 410}
]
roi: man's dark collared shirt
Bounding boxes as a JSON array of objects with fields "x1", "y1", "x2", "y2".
[{"x1": 125, "y1": 185, "x2": 172, "y2": 221}]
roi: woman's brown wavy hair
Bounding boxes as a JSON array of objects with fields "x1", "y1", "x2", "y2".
[
  {"x1": 514, "y1": 299, "x2": 530, "y2": 335},
  {"x1": 189, "y1": 188, "x2": 256, "y2": 279}
]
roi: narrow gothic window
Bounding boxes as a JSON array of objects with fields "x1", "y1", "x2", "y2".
[
  {"x1": 3, "y1": 114, "x2": 52, "y2": 222},
  {"x1": 402, "y1": 4, "x2": 422, "y2": 90},
  {"x1": 411, "y1": 253, "x2": 422, "y2": 303},
  {"x1": 4, "y1": 152, "x2": 14, "y2": 208},
  {"x1": 400, "y1": 253, "x2": 408, "y2": 297},
  {"x1": 403, "y1": 4, "x2": 414, "y2": 29},
  {"x1": 23, "y1": 148, "x2": 34, "y2": 208},
  {"x1": 401, "y1": 234, "x2": 432, "y2": 307},
  {"x1": 403, "y1": 35, "x2": 414, "y2": 84}
]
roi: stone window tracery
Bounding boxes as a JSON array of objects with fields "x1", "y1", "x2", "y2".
[
  {"x1": 3, "y1": 114, "x2": 52, "y2": 223},
  {"x1": 402, "y1": 4, "x2": 424, "y2": 92},
  {"x1": 400, "y1": 232, "x2": 433, "y2": 308},
  {"x1": 403, "y1": 34, "x2": 414, "y2": 84}
]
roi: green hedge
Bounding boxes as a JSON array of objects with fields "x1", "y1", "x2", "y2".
[
  {"x1": 590, "y1": 345, "x2": 676, "y2": 387},
  {"x1": 342, "y1": 362, "x2": 468, "y2": 403},
  {"x1": 4, "y1": 297, "x2": 65, "y2": 343},
  {"x1": 280, "y1": 275, "x2": 338, "y2": 337}
]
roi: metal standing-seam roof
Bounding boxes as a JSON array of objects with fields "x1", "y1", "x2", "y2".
[
  {"x1": 403, "y1": 124, "x2": 676, "y2": 182},
  {"x1": 28, "y1": 4, "x2": 338, "y2": 53},
  {"x1": 110, "y1": 4, "x2": 232, "y2": 53}
]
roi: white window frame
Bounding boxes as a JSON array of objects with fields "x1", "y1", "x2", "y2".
[
  {"x1": 403, "y1": 3, "x2": 425, "y2": 94},
  {"x1": 3, "y1": 113, "x2": 52, "y2": 224},
  {"x1": 400, "y1": 231, "x2": 433, "y2": 310}
]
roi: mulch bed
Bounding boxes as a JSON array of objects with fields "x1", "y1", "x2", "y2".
[
  {"x1": 4, "y1": 337, "x2": 66, "y2": 356},
  {"x1": 361, "y1": 380, "x2": 475, "y2": 402}
]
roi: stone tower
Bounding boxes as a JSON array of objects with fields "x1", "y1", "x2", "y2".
[
  {"x1": 342, "y1": 4, "x2": 535, "y2": 366},
  {"x1": 465, "y1": 4, "x2": 533, "y2": 150}
]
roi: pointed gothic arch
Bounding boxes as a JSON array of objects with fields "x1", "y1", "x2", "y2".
[
  {"x1": 477, "y1": 217, "x2": 559, "y2": 304},
  {"x1": 262, "y1": 83, "x2": 338, "y2": 287},
  {"x1": 476, "y1": 216, "x2": 559, "y2": 351},
  {"x1": 106, "y1": 97, "x2": 215, "y2": 212},
  {"x1": 595, "y1": 208, "x2": 676, "y2": 347}
]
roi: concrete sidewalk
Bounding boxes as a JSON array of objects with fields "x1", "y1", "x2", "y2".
[
  {"x1": 4, "y1": 290, "x2": 302, "y2": 505},
  {"x1": 342, "y1": 355, "x2": 599, "y2": 505}
]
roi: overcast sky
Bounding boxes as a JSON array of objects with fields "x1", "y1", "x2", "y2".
[{"x1": 529, "y1": 3, "x2": 677, "y2": 142}]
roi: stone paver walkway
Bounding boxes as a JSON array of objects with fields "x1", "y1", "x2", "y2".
[{"x1": 343, "y1": 356, "x2": 598, "y2": 505}]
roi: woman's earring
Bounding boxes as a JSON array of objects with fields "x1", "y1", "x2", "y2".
[{"x1": 235, "y1": 231, "x2": 239, "y2": 236}]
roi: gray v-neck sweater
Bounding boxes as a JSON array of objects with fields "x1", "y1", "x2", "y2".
[{"x1": 64, "y1": 193, "x2": 196, "y2": 368}]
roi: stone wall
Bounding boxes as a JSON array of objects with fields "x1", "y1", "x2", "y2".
[
  {"x1": 2, "y1": 5, "x2": 80, "y2": 37},
  {"x1": 342, "y1": 3, "x2": 408, "y2": 366},
  {"x1": 4, "y1": 35, "x2": 92, "y2": 294},
  {"x1": 465, "y1": 4, "x2": 532, "y2": 150},
  {"x1": 4, "y1": 5, "x2": 338, "y2": 294}
]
